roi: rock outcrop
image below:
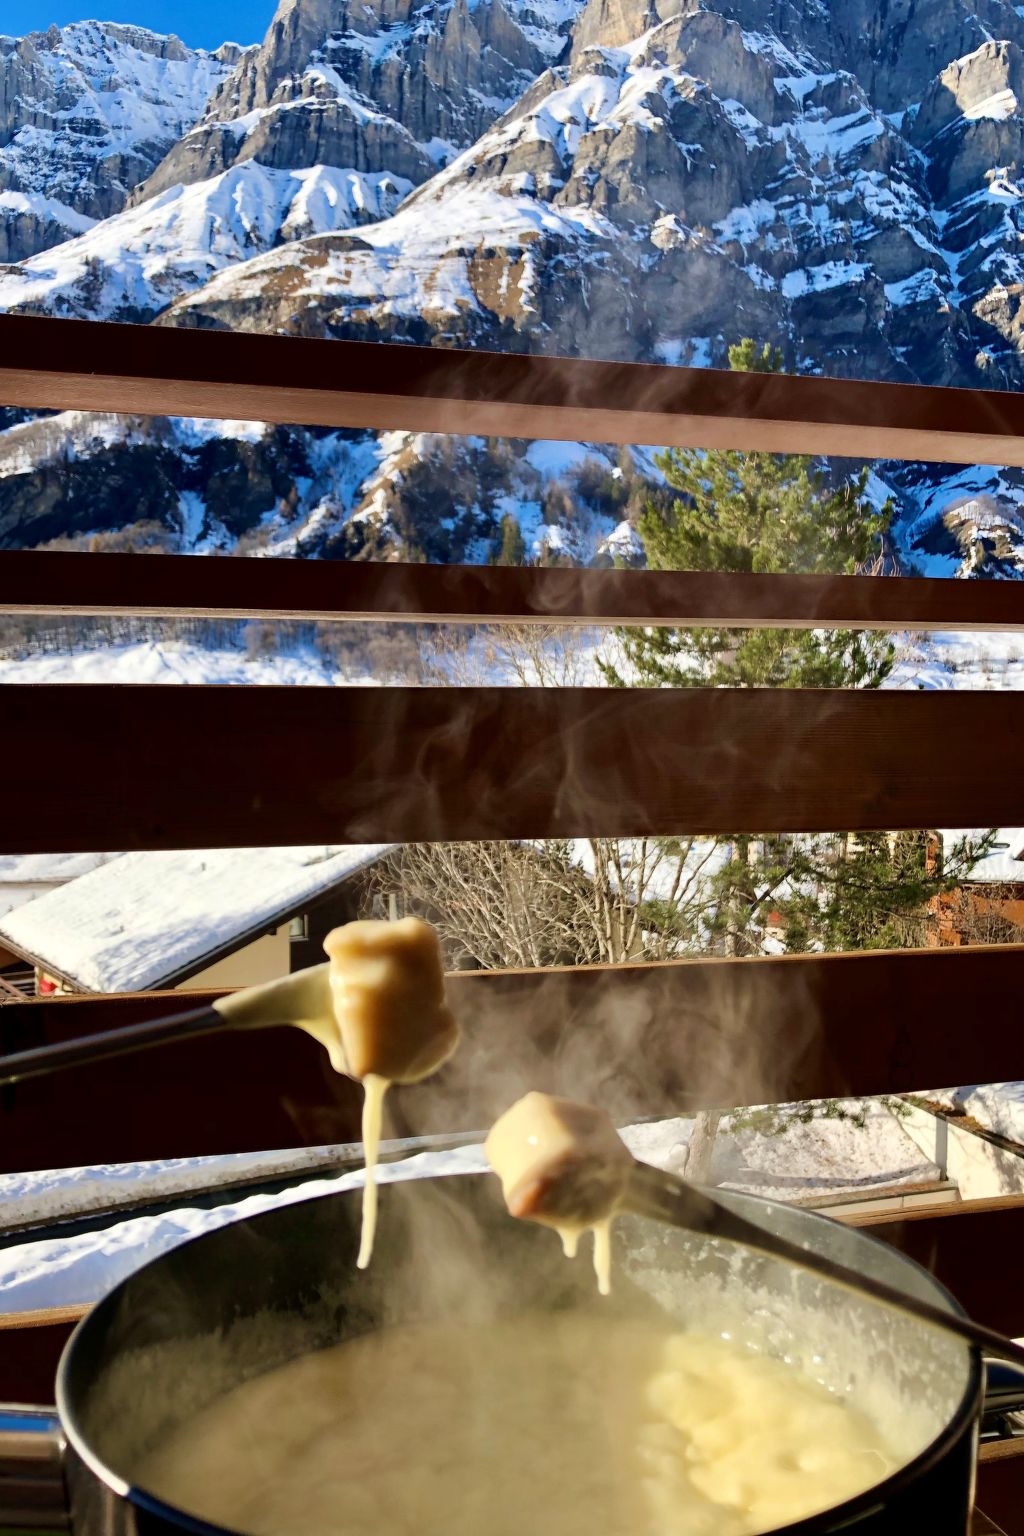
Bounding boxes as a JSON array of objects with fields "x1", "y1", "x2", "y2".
[
  {"x1": 132, "y1": 0, "x2": 581, "y2": 205},
  {"x1": 0, "y1": 22, "x2": 234, "y2": 260},
  {"x1": 9, "y1": 0, "x2": 1024, "y2": 572}
]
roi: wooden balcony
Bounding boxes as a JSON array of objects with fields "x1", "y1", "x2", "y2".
[{"x1": 1, "y1": 314, "x2": 1024, "y2": 1528}]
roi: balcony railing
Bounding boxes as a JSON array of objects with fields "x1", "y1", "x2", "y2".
[{"x1": 2, "y1": 317, "x2": 1024, "y2": 1526}]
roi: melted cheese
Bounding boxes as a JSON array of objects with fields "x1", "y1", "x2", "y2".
[
  {"x1": 323, "y1": 918, "x2": 458, "y2": 1084},
  {"x1": 356, "y1": 1073, "x2": 389, "y2": 1271},
  {"x1": 592, "y1": 1219, "x2": 613, "y2": 1297},
  {"x1": 212, "y1": 919, "x2": 459, "y2": 1271},
  {"x1": 486, "y1": 1093, "x2": 633, "y2": 1293},
  {"x1": 138, "y1": 1314, "x2": 912, "y2": 1536},
  {"x1": 323, "y1": 919, "x2": 459, "y2": 1269}
]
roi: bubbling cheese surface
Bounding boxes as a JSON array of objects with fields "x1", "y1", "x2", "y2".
[{"x1": 137, "y1": 1314, "x2": 909, "y2": 1536}]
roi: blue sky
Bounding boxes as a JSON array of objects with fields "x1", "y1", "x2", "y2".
[{"x1": 3, "y1": 1, "x2": 273, "y2": 49}]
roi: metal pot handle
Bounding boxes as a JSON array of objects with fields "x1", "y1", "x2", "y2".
[
  {"x1": 0, "y1": 1405, "x2": 69, "y2": 1533},
  {"x1": 982, "y1": 1359, "x2": 1024, "y2": 1446}
]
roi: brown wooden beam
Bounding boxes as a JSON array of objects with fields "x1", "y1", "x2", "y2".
[
  {"x1": 0, "y1": 989, "x2": 364, "y2": 1175},
  {"x1": 7, "y1": 549, "x2": 1024, "y2": 632},
  {"x1": 3, "y1": 313, "x2": 1024, "y2": 465},
  {"x1": 0, "y1": 1306, "x2": 87, "y2": 1404},
  {"x1": 843, "y1": 1193, "x2": 1024, "y2": 1227},
  {"x1": 0, "y1": 684, "x2": 1022, "y2": 850},
  {"x1": 868, "y1": 1201, "x2": 1024, "y2": 1341},
  {"x1": 4, "y1": 946, "x2": 1024, "y2": 1171},
  {"x1": 976, "y1": 1470, "x2": 1024, "y2": 1536}
]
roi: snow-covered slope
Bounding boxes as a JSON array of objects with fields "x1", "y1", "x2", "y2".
[
  {"x1": 0, "y1": 401, "x2": 644, "y2": 561},
  {"x1": 0, "y1": 637, "x2": 369, "y2": 686},
  {"x1": 0, "y1": 21, "x2": 237, "y2": 262},
  {"x1": 0, "y1": 161, "x2": 413, "y2": 321}
]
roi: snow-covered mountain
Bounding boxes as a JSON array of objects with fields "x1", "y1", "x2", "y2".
[
  {"x1": 0, "y1": 161, "x2": 414, "y2": 321},
  {"x1": 0, "y1": 21, "x2": 239, "y2": 262},
  {"x1": 0, "y1": 403, "x2": 643, "y2": 561},
  {"x1": 158, "y1": 4, "x2": 1024, "y2": 384},
  {"x1": 7, "y1": 0, "x2": 1024, "y2": 573},
  {"x1": 137, "y1": 0, "x2": 582, "y2": 197}
]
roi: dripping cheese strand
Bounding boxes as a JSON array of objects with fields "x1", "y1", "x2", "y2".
[
  {"x1": 323, "y1": 918, "x2": 459, "y2": 1270},
  {"x1": 357, "y1": 1073, "x2": 390, "y2": 1270},
  {"x1": 591, "y1": 1219, "x2": 613, "y2": 1297}
]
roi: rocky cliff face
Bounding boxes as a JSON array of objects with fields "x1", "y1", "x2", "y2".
[
  {"x1": 5, "y1": 0, "x2": 1024, "y2": 576},
  {"x1": 159, "y1": 0, "x2": 1024, "y2": 394},
  {"x1": 132, "y1": 0, "x2": 580, "y2": 202},
  {"x1": 0, "y1": 22, "x2": 235, "y2": 262}
]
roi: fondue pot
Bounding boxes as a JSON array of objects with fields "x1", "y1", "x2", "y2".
[{"x1": 0, "y1": 1174, "x2": 1010, "y2": 1535}]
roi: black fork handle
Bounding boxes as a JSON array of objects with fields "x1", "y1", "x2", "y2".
[{"x1": 0, "y1": 1004, "x2": 225, "y2": 1088}]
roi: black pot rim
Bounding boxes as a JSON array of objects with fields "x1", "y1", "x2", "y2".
[{"x1": 55, "y1": 1178, "x2": 985, "y2": 1536}]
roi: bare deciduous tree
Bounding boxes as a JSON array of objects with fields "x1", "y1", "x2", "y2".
[{"x1": 367, "y1": 621, "x2": 731, "y2": 1176}]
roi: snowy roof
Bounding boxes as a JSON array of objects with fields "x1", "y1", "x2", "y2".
[
  {"x1": 0, "y1": 853, "x2": 122, "y2": 921},
  {"x1": 940, "y1": 828, "x2": 1024, "y2": 884},
  {"x1": 0, "y1": 845, "x2": 394, "y2": 992}
]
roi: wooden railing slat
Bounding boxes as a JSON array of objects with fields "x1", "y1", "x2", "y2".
[
  {"x1": 0, "y1": 684, "x2": 1021, "y2": 850},
  {"x1": 8, "y1": 550, "x2": 1024, "y2": 632},
  {"x1": 866, "y1": 1200, "x2": 1024, "y2": 1341},
  {"x1": 3, "y1": 946, "x2": 1024, "y2": 1171},
  {"x1": 3, "y1": 313, "x2": 1024, "y2": 466}
]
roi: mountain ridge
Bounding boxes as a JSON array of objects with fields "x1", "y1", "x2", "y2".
[
  {"x1": 3, "y1": 0, "x2": 1024, "y2": 580},
  {"x1": 0, "y1": 20, "x2": 238, "y2": 261}
]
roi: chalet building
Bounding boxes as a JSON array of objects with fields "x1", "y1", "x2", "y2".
[
  {"x1": 0, "y1": 855, "x2": 123, "y2": 994},
  {"x1": 928, "y1": 828, "x2": 1024, "y2": 947},
  {"x1": 0, "y1": 845, "x2": 397, "y2": 996}
]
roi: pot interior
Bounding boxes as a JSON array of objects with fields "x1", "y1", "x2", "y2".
[{"x1": 64, "y1": 1174, "x2": 975, "y2": 1527}]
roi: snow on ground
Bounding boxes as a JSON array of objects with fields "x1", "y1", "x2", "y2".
[
  {"x1": 0, "y1": 639, "x2": 373, "y2": 686},
  {"x1": 886, "y1": 629, "x2": 1024, "y2": 690},
  {"x1": 2, "y1": 621, "x2": 1023, "y2": 691},
  {"x1": 928, "y1": 1082, "x2": 1024, "y2": 1144},
  {"x1": 0, "y1": 845, "x2": 394, "y2": 991},
  {"x1": 0, "y1": 1100, "x2": 938, "y2": 1311}
]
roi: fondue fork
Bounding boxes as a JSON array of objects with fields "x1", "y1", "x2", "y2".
[
  {"x1": 0, "y1": 963, "x2": 338, "y2": 1087},
  {"x1": 625, "y1": 1158, "x2": 1024, "y2": 1371}
]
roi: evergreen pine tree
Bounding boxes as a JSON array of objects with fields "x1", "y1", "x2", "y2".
[
  {"x1": 602, "y1": 338, "x2": 979, "y2": 955},
  {"x1": 495, "y1": 512, "x2": 527, "y2": 566},
  {"x1": 604, "y1": 338, "x2": 895, "y2": 692}
]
